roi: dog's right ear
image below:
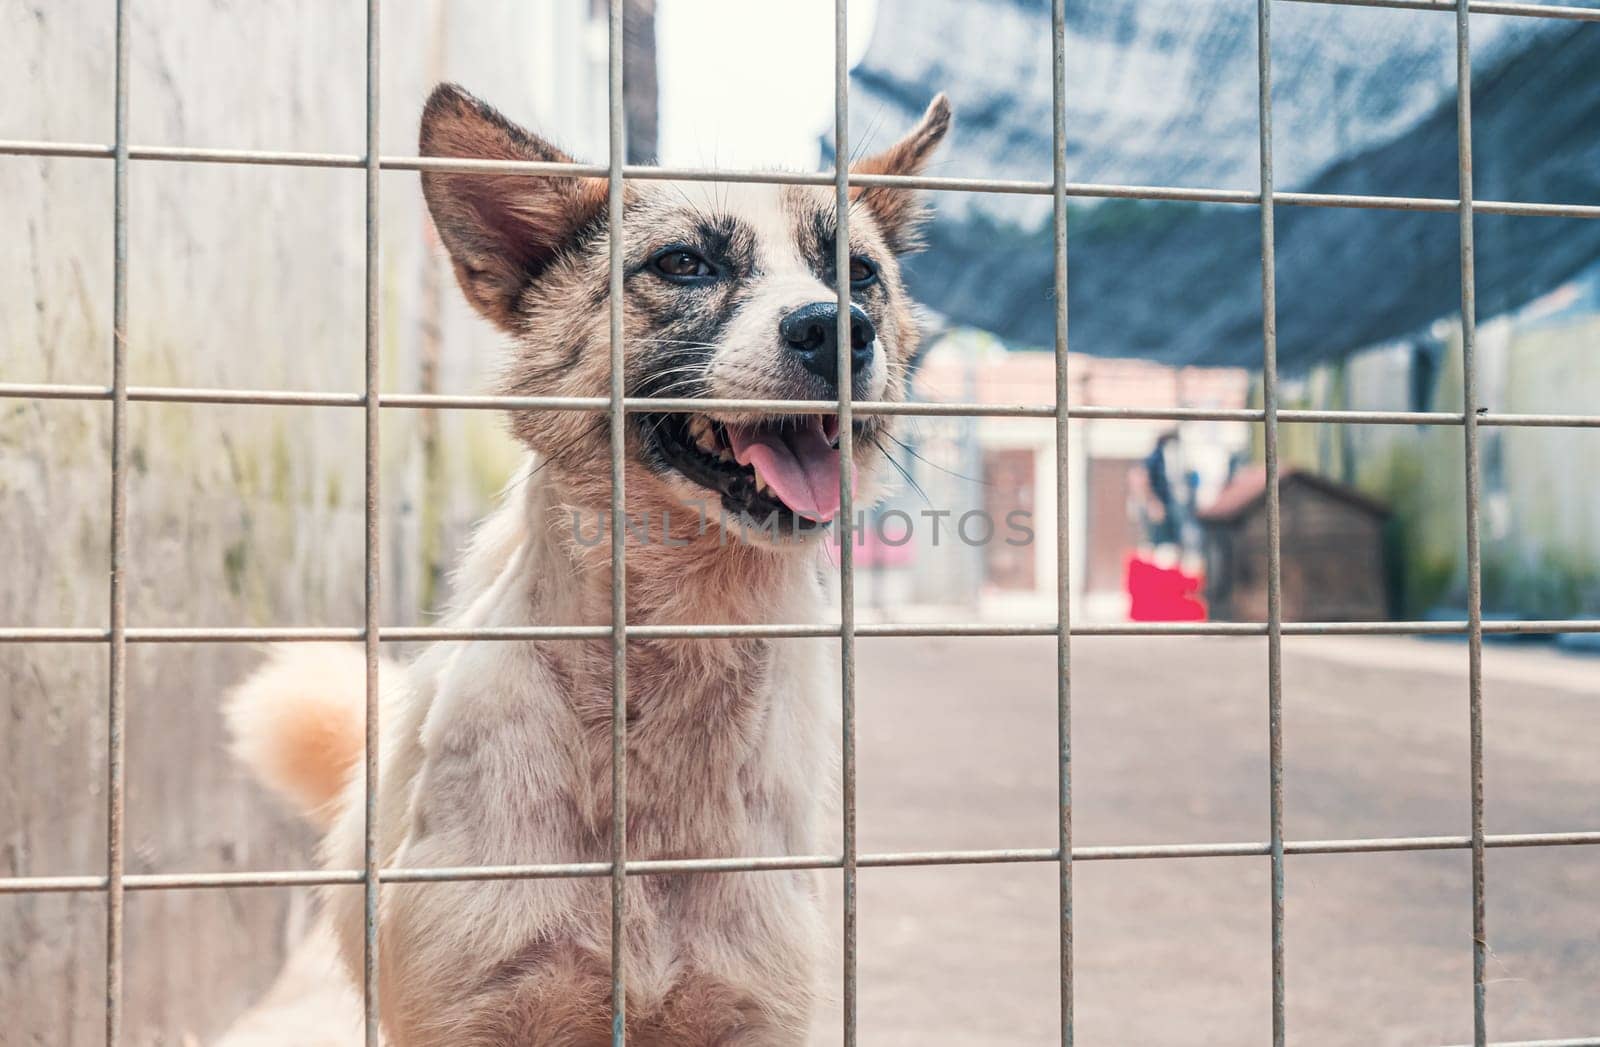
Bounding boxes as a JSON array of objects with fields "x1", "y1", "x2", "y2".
[{"x1": 419, "y1": 83, "x2": 606, "y2": 330}]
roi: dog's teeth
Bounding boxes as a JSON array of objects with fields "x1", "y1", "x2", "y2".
[
  {"x1": 754, "y1": 474, "x2": 770, "y2": 494},
  {"x1": 688, "y1": 416, "x2": 718, "y2": 453},
  {"x1": 718, "y1": 448, "x2": 736, "y2": 463}
]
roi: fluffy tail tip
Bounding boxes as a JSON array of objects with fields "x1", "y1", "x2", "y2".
[{"x1": 224, "y1": 645, "x2": 372, "y2": 830}]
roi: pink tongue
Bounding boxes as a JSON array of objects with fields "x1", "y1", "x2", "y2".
[{"x1": 727, "y1": 418, "x2": 849, "y2": 522}]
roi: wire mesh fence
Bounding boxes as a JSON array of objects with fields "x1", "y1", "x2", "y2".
[{"x1": 2, "y1": 0, "x2": 1599, "y2": 1045}]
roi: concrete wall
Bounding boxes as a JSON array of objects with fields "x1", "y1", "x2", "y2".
[
  {"x1": 1273, "y1": 300, "x2": 1600, "y2": 620},
  {"x1": 0, "y1": 2, "x2": 640, "y2": 1041}
]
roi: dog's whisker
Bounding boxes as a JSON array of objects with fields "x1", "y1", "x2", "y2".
[
  {"x1": 865, "y1": 432, "x2": 933, "y2": 507},
  {"x1": 635, "y1": 361, "x2": 715, "y2": 378},
  {"x1": 632, "y1": 342, "x2": 721, "y2": 354},
  {"x1": 879, "y1": 430, "x2": 988, "y2": 487}
]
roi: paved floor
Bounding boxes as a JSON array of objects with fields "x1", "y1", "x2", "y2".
[
  {"x1": 809, "y1": 635, "x2": 1600, "y2": 1046},
  {"x1": 213, "y1": 635, "x2": 1599, "y2": 1046}
]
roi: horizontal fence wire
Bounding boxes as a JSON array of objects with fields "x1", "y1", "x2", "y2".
[
  {"x1": 2, "y1": 619, "x2": 1598, "y2": 644},
  {"x1": 5, "y1": 384, "x2": 1600, "y2": 429},
  {"x1": 5, "y1": 137, "x2": 1600, "y2": 218},
  {"x1": 4, "y1": 831, "x2": 1599, "y2": 895},
  {"x1": 1289, "y1": 0, "x2": 1600, "y2": 17}
]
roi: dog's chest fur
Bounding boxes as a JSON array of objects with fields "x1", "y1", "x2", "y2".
[
  {"x1": 557, "y1": 634, "x2": 780, "y2": 853},
  {"x1": 324, "y1": 467, "x2": 833, "y2": 1044}
]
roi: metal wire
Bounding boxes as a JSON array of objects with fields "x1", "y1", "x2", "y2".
[
  {"x1": 15, "y1": 383, "x2": 1600, "y2": 430},
  {"x1": 1049, "y1": 0, "x2": 1075, "y2": 1041},
  {"x1": 104, "y1": 1, "x2": 130, "y2": 1041},
  {"x1": 833, "y1": 2, "x2": 860, "y2": 1040},
  {"x1": 4, "y1": 830, "x2": 1597, "y2": 896},
  {"x1": 1288, "y1": 0, "x2": 1600, "y2": 19},
  {"x1": 1256, "y1": 0, "x2": 1289, "y2": 1040},
  {"x1": 5, "y1": 617, "x2": 1600, "y2": 646},
  {"x1": 361, "y1": 0, "x2": 382, "y2": 1042},
  {"x1": 607, "y1": 2, "x2": 630, "y2": 1042},
  {"x1": 1454, "y1": 3, "x2": 1490, "y2": 1043},
  {"x1": 8, "y1": 137, "x2": 1600, "y2": 218}
]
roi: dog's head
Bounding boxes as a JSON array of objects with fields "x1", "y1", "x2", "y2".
[{"x1": 419, "y1": 83, "x2": 950, "y2": 544}]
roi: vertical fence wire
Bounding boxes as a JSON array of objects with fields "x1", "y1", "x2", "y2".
[
  {"x1": 1452, "y1": 1, "x2": 1487, "y2": 1043},
  {"x1": 1049, "y1": 0, "x2": 1074, "y2": 1043},
  {"x1": 833, "y1": 0, "x2": 859, "y2": 1042},
  {"x1": 361, "y1": 0, "x2": 382, "y2": 1043},
  {"x1": 1255, "y1": 1, "x2": 1288, "y2": 1043},
  {"x1": 104, "y1": 1, "x2": 131, "y2": 1042},
  {"x1": 607, "y1": 0, "x2": 630, "y2": 1042}
]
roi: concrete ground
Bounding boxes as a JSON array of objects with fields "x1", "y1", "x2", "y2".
[
  {"x1": 808, "y1": 635, "x2": 1600, "y2": 1046},
  {"x1": 213, "y1": 635, "x2": 1598, "y2": 1046}
]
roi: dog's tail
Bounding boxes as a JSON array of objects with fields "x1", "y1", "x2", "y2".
[{"x1": 225, "y1": 645, "x2": 387, "y2": 831}]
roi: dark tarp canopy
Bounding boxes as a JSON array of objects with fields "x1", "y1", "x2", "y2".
[{"x1": 833, "y1": 2, "x2": 1600, "y2": 367}]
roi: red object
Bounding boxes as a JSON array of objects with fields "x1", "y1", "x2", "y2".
[{"x1": 1125, "y1": 554, "x2": 1207, "y2": 622}]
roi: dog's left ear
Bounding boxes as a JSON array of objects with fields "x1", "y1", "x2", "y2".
[
  {"x1": 850, "y1": 93, "x2": 952, "y2": 254},
  {"x1": 419, "y1": 83, "x2": 608, "y2": 331}
]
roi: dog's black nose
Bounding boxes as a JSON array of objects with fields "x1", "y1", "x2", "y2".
[{"x1": 779, "y1": 302, "x2": 876, "y2": 389}]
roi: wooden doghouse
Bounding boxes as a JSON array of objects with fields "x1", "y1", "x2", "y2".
[{"x1": 1199, "y1": 466, "x2": 1390, "y2": 622}]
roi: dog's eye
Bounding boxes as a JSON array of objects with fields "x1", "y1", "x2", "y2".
[
  {"x1": 652, "y1": 248, "x2": 716, "y2": 282},
  {"x1": 849, "y1": 256, "x2": 878, "y2": 286}
]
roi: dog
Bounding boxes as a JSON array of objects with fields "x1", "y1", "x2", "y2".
[{"x1": 225, "y1": 82, "x2": 950, "y2": 1045}]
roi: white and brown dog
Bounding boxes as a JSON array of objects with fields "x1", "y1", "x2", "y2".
[{"x1": 225, "y1": 83, "x2": 950, "y2": 1045}]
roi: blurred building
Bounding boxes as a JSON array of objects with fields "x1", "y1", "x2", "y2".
[{"x1": 851, "y1": 333, "x2": 1250, "y2": 622}]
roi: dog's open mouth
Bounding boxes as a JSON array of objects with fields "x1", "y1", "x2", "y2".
[{"x1": 645, "y1": 413, "x2": 856, "y2": 528}]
